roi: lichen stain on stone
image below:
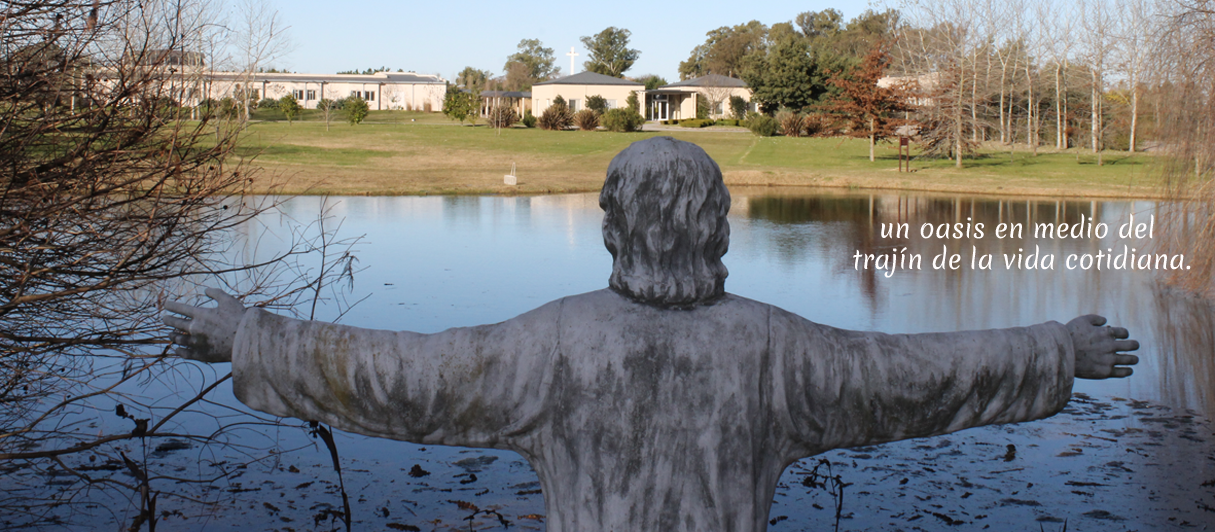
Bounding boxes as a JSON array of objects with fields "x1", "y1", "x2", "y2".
[{"x1": 311, "y1": 325, "x2": 356, "y2": 412}]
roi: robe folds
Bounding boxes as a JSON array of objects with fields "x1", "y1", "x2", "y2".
[{"x1": 233, "y1": 288, "x2": 1074, "y2": 532}]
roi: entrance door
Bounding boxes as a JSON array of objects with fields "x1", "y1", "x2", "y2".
[{"x1": 652, "y1": 95, "x2": 669, "y2": 121}]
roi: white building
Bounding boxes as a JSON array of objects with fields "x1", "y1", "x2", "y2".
[
  {"x1": 99, "y1": 66, "x2": 448, "y2": 112},
  {"x1": 202, "y1": 71, "x2": 447, "y2": 111},
  {"x1": 530, "y1": 71, "x2": 644, "y2": 115},
  {"x1": 648, "y1": 74, "x2": 753, "y2": 121}
]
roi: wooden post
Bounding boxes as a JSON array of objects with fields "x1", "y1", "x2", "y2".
[{"x1": 899, "y1": 136, "x2": 910, "y2": 172}]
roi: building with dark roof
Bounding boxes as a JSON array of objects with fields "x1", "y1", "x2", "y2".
[
  {"x1": 648, "y1": 74, "x2": 753, "y2": 121},
  {"x1": 531, "y1": 71, "x2": 643, "y2": 115}
]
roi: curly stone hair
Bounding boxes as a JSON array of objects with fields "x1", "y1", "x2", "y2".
[{"x1": 599, "y1": 137, "x2": 731, "y2": 308}]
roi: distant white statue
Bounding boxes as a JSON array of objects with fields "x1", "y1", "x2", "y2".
[{"x1": 165, "y1": 137, "x2": 1139, "y2": 532}]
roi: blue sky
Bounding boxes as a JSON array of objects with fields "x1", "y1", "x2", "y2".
[{"x1": 267, "y1": 1, "x2": 872, "y2": 82}]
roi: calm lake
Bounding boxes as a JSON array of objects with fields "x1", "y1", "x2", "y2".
[{"x1": 26, "y1": 189, "x2": 1215, "y2": 531}]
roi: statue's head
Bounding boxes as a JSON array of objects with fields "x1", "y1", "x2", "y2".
[{"x1": 599, "y1": 137, "x2": 730, "y2": 308}]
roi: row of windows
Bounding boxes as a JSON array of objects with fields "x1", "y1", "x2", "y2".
[
  {"x1": 566, "y1": 99, "x2": 618, "y2": 112},
  {"x1": 284, "y1": 89, "x2": 376, "y2": 101}
]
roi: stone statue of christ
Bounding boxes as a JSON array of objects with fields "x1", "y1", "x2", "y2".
[{"x1": 164, "y1": 137, "x2": 1140, "y2": 532}]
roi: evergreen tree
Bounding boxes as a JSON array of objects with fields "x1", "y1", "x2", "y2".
[{"x1": 580, "y1": 27, "x2": 640, "y2": 77}]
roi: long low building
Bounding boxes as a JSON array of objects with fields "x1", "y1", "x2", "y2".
[
  {"x1": 203, "y1": 71, "x2": 448, "y2": 111},
  {"x1": 102, "y1": 66, "x2": 449, "y2": 112}
]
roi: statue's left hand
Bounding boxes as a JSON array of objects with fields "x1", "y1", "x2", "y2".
[
  {"x1": 163, "y1": 288, "x2": 247, "y2": 363},
  {"x1": 1066, "y1": 314, "x2": 1140, "y2": 379}
]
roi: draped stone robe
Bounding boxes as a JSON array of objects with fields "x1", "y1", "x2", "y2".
[{"x1": 233, "y1": 289, "x2": 1075, "y2": 532}]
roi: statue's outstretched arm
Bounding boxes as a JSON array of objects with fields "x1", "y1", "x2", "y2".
[
  {"x1": 164, "y1": 289, "x2": 559, "y2": 449},
  {"x1": 771, "y1": 310, "x2": 1138, "y2": 456}
]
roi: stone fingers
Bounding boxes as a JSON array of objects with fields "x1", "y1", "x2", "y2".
[
  {"x1": 163, "y1": 314, "x2": 192, "y2": 332},
  {"x1": 164, "y1": 300, "x2": 198, "y2": 317},
  {"x1": 1114, "y1": 353, "x2": 1140, "y2": 366}
]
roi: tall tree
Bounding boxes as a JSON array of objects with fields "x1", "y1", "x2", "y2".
[
  {"x1": 632, "y1": 74, "x2": 668, "y2": 90},
  {"x1": 232, "y1": 0, "x2": 293, "y2": 121},
  {"x1": 825, "y1": 43, "x2": 915, "y2": 162},
  {"x1": 1080, "y1": 0, "x2": 1115, "y2": 162},
  {"x1": 796, "y1": 9, "x2": 844, "y2": 40},
  {"x1": 455, "y1": 66, "x2": 491, "y2": 91},
  {"x1": 678, "y1": 21, "x2": 768, "y2": 80},
  {"x1": 504, "y1": 38, "x2": 558, "y2": 90},
  {"x1": 581, "y1": 27, "x2": 640, "y2": 78},
  {"x1": 741, "y1": 23, "x2": 823, "y2": 112}
]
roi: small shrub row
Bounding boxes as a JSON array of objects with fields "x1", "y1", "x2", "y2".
[
  {"x1": 679, "y1": 119, "x2": 713, "y2": 128},
  {"x1": 715, "y1": 119, "x2": 741, "y2": 127}
]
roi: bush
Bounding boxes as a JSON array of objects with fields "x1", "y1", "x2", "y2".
[
  {"x1": 586, "y1": 95, "x2": 607, "y2": 114},
  {"x1": 679, "y1": 119, "x2": 713, "y2": 128},
  {"x1": 278, "y1": 94, "x2": 301, "y2": 124},
  {"x1": 218, "y1": 97, "x2": 239, "y2": 119},
  {"x1": 729, "y1": 96, "x2": 748, "y2": 120},
  {"x1": 626, "y1": 92, "x2": 640, "y2": 113},
  {"x1": 522, "y1": 110, "x2": 537, "y2": 128},
  {"x1": 257, "y1": 97, "x2": 278, "y2": 109},
  {"x1": 747, "y1": 115, "x2": 779, "y2": 137},
  {"x1": 487, "y1": 105, "x2": 519, "y2": 128},
  {"x1": 777, "y1": 110, "x2": 806, "y2": 137},
  {"x1": 715, "y1": 119, "x2": 740, "y2": 127},
  {"x1": 601, "y1": 108, "x2": 645, "y2": 132},
  {"x1": 574, "y1": 109, "x2": 600, "y2": 130},
  {"x1": 346, "y1": 96, "x2": 370, "y2": 125},
  {"x1": 538, "y1": 104, "x2": 573, "y2": 130}
]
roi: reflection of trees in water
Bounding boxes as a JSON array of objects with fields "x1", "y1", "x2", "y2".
[
  {"x1": 746, "y1": 196, "x2": 883, "y2": 305},
  {"x1": 744, "y1": 193, "x2": 1108, "y2": 320},
  {"x1": 443, "y1": 196, "x2": 483, "y2": 225},
  {"x1": 1153, "y1": 285, "x2": 1215, "y2": 415}
]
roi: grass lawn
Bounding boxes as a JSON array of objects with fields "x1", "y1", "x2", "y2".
[{"x1": 235, "y1": 110, "x2": 1164, "y2": 198}]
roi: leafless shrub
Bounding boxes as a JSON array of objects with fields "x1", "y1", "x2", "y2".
[{"x1": 0, "y1": 1, "x2": 360, "y2": 528}]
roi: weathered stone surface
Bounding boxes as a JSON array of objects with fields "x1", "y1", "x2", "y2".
[{"x1": 232, "y1": 289, "x2": 1074, "y2": 532}]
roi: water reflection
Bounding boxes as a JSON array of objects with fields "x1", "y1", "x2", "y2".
[{"x1": 210, "y1": 189, "x2": 1215, "y2": 531}]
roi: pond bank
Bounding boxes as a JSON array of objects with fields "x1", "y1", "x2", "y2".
[{"x1": 234, "y1": 118, "x2": 1166, "y2": 199}]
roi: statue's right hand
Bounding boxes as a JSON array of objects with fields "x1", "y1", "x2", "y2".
[{"x1": 163, "y1": 288, "x2": 247, "y2": 363}]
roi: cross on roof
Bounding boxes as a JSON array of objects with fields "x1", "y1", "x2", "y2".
[{"x1": 567, "y1": 47, "x2": 579, "y2": 75}]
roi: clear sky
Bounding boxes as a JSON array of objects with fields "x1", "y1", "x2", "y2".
[{"x1": 264, "y1": 0, "x2": 873, "y2": 82}]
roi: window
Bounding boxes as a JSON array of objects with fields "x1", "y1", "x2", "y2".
[
  {"x1": 568, "y1": 99, "x2": 580, "y2": 112},
  {"x1": 351, "y1": 90, "x2": 360, "y2": 97},
  {"x1": 292, "y1": 89, "x2": 304, "y2": 100},
  {"x1": 606, "y1": 99, "x2": 617, "y2": 109},
  {"x1": 305, "y1": 89, "x2": 315, "y2": 101},
  {"x1": 713, "y1": 102, "x2": 723, "y2": 115},
  {"x1": 364, "y1": 91, "x2": 375, "y2": 101}
]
